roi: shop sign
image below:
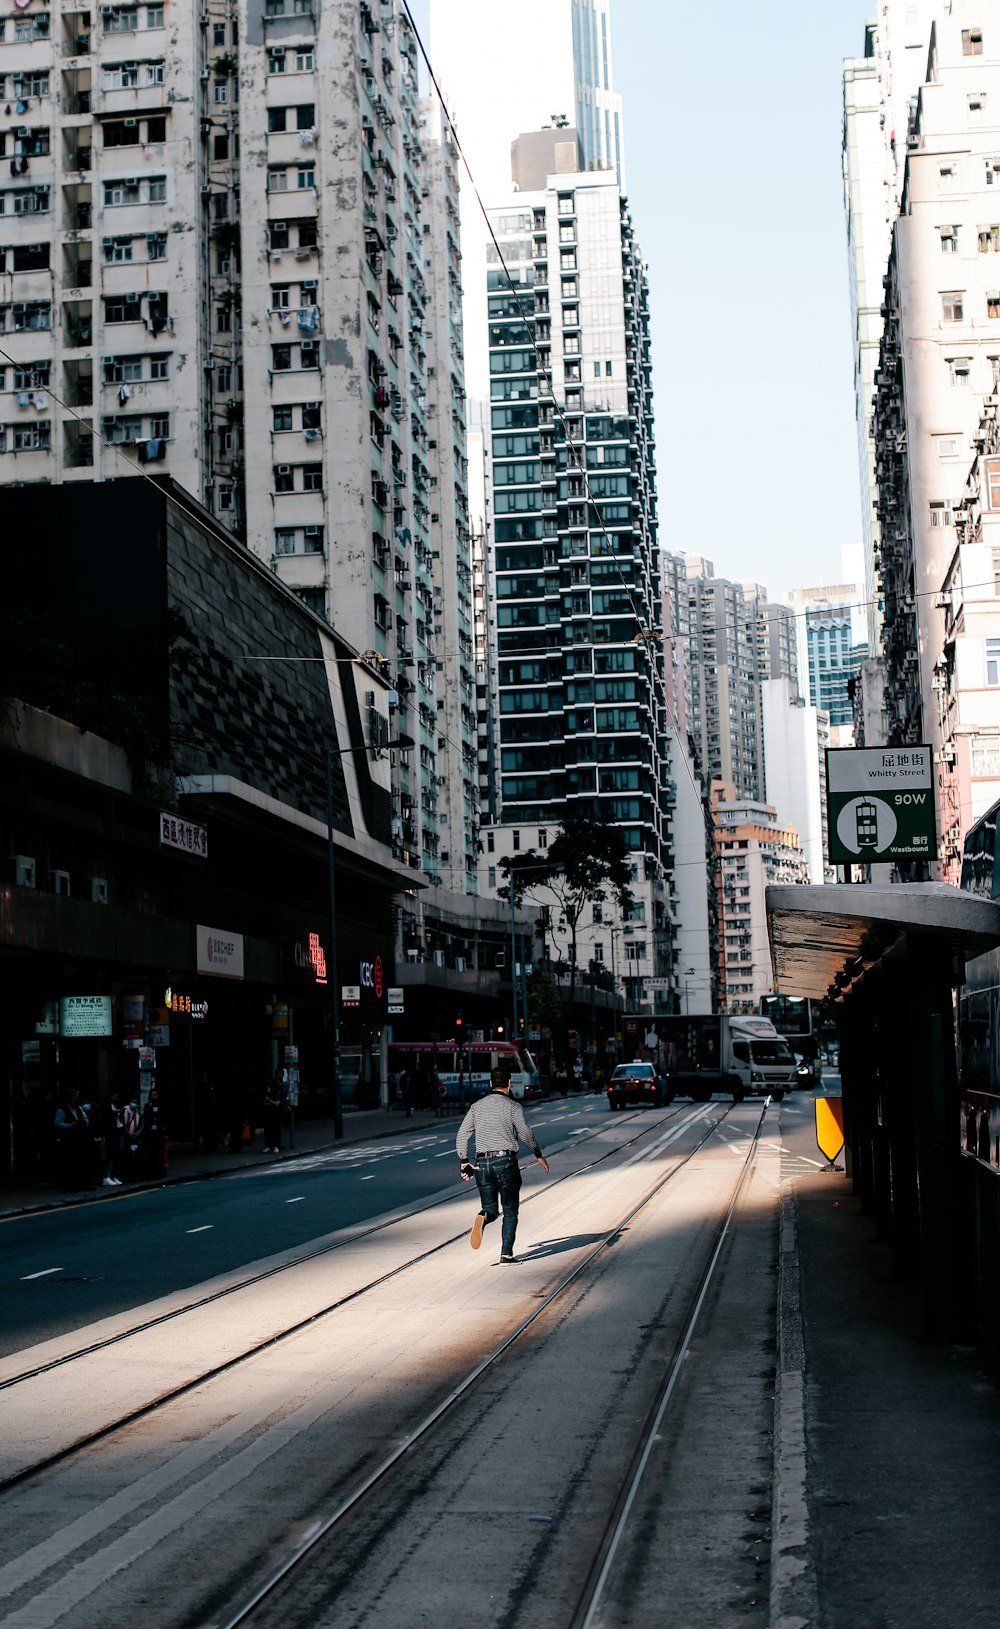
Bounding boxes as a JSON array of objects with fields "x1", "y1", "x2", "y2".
[
  {"x1": 342, "y1": 985, "x2": 361, "y2": 1008},
  {"x1": 272, "y1": 1002, "x2": 289, "y2": 1032},
  {"x1": 196, "y1": 924, "x2": 244, "y2": 980},
  {"x1": 826, "y1": 746, "x2": 938, "y2": 864},
  {"x1": 139, "y1": 1047, "x2": 156, "y2": 1072},
  {"x1": 387, "y1": 986, "x2": 404, "y2": 1014},
  {"x1": 60, "y1": 995, "x2": 112, "y2": 1038},
  {"x1": 284, "y1": 1045, "x2": 299, "y2": 1065},
  {"x1": 166, "y1": 989, "x2": 208, "y2": 1020},
  {"x1": 294, "y1": 932, "x2": 327, "y2": 983},
  {"x1": 359, "y1": 955, "x2": 384, "y2": 999},
  {"x1": 159, "y1": 811, "x2": 208, "y2": 858}
]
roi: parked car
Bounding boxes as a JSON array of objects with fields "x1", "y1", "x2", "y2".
[{"x1": 607, "y1": 1062, "x2": 668, "y2": 1110}]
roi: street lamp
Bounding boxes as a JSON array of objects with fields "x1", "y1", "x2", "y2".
[
  {"x1": 682, "y1": 967, "x2": 696, "y2": 1015},
  {"x1": 325, "y1": 711, "x2": 414, "y2": 1140}
]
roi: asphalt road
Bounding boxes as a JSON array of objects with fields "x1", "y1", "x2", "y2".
[{"x1": 1, "y1": 1097, "x2": 606, "y2": 1357}]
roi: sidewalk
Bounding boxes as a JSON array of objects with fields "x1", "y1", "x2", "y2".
[
  {"x1": 778, "y1": 1165, "x2": 1000, "y2": 1628},
  {"x1": 0, "y1": 1104, "x2": 457, "y2": 1220}
]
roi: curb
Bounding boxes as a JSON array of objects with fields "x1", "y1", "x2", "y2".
[{"x1": 770, "y1": 1183, "x2": 819, "y2": 1629}]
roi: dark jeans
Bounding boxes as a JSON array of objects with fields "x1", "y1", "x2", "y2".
[{"x1": 474, "y1": 1153, "x2": 522, "y2": 1257}]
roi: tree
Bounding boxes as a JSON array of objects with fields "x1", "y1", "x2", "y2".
[{"x1": 499, "y1": 815, "x2": 634, "y2": 1029}]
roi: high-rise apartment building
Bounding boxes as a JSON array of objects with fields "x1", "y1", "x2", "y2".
[
  {"x1": 842, "y1": 3, "x2": 937, "y2": 660},
  {"x1": 483, "y1": 162, "x2": 674, "y2": 1006},
  {"x1": 712, "y1": 782, "x2": 810, "y2": 1015},
  {"x1": 787, "y1": 582, "x2": 867, "y2": 737},
  {"x1": 873, "y1": 1, "x2": 1000, "y2": 874},
  {"x1": 668, "y1": 555, "x2": 798, "y2": 802},
  {"x1": 570, "y1": 0, "x2": 624, "y2": 183},
  {"x1": 0, "y1": 0, "x2": 480, "y2": 895}
]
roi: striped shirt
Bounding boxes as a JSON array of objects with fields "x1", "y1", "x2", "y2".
[{"x1": 456, "y1": 1091, "x2": 543, "y2": 1162}]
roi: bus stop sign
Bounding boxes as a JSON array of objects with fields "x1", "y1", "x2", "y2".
[{"x1": 826, "y1": 746, "x2": 937, "y2": 865}]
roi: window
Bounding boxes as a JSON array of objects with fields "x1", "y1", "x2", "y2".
[
  {"x1": 274, "y1": 464, "x2": 294, "y2": 491},
  {"x1": 218, "y1": 486, "x2": 234, "y2": 512},
  {"x1": 972, "y1": 739, "x2": 1000, "y2": 777},
  {"x1": 989, "y1": 292, "x2": 1000, "y2": 319},
  {"x1": 105, "y1": 295, "x2": 142, "y2": 323},
  {"x1": 929, "y1": 500, "x2": 953, "y2": 527},
  {"x1": 942, "y1": 290, "x2": 964, "y2": 322},
  {"x1": 149, "y1": 414, "x2": 169, "y2": 438},
  {"x1": 216, "y1": 304, "x2": 232, "y2": 332},
  {"x1": 267, "y1": 108, "x2": 287, "y2": 133},
  {"x1": 213, "y1": 80, "x2": 229, "y2": 104},
  {"x1": 949, "y1": 356, "x2": 972, "y2": 386},
  {"x1": 298, "y1": 221, "x2": 318, "y2": 249},
  {"x1": 104, "y1": 355, "x2": 142, "y2": 382},
  {"x1": 936, "y1": 436, "x2": 959, "y2": 459},
  {"x1": 295, "y1": 587, "x2": 326, "y2": 617},
  {"x1": 213, "y1": 22, "x2": 226, "y2": 44},
  {"x1": 302, "y1": 402, "x2": 321, "y2": 429},
  {"x1": 14, "y1": 12, "x2": 50, "y2": 41},
  {"x1": 12, "y1": 243, "x2": 49, "y2": 272},
  {"x1": 297, "y1": 165, "x2": 315, "y2": 189},
  {"x1": 303, "y1": 462, "x2": 322, "y2": 490},
  {"x1": 980, "y1": 226, "x2": 1000, "y2": 253},
  {"x1": 939, "y1": 225, "x2": 958, "y2": 253},
  {"x1": 149, "y1": 356, "x2": 168, "y2": 380},
  {"x1": 104, "y1": 121, "x2": 140, "y2": 148},
  {"x1": 273, "y1": 405, "x2": 293, "y2": 431},
  {"x1": 214, "y1": 133, "x2": 230, "y2": 161},
  {"x1": 146, "y1": 4, "x2": 164, "y2": 23},
  {"x1": 271, "y1": 285, "x2": 290, "y2": 309},
  {"x1": 13, "y1": 362, "x2": 48, "y2": 389},
  {"x1": 987, "y1": 637, "x2": 1000, "y2": 685},
  {"x1": 103, "y1": 62, "x2": 139, "y2": 88},
  {"x1": 303, "y1": 526, "x2": 323, "y2": 553},
  {"x1": 970, "y1": 94, "x2": 986, "y2": 120},
  {"x1": 104, "y1": 235, "x2": 133, "y2": 262},
  {"x1": 985, "y1": 457, "x2": 1000, "y2": 509},
  {"x1": 146, "y1": 61, "x2": 165, "y2": 84},
  {"x1": 268, "y1": 169, "x2": 288, "y2": 192},
  {"x1": 268, "y1": 49, "x2": 286, "y2": 74},
  {"x1": 275, "y1": 529, "x2": 295, "y2": 554},
  {"x1": 147, "y1": 232, "x2": 167, "y2": 260},
  {"x1": 296, "y1": 48, "x2": 313, "y2": 71},
  {"x1": 963, "y1": 27, "x2": 984, "y2": 55},
  {"x1": 296, "y1": 105, "x2": 315, "y2": 130},
  {"x1": 12, "y1": 421, "x2": 50, "y2": 451},
  {"x1": 216, "y1": 365, "x2": 232, "y2": 392},
  {"x1": 939, "y1": 165, "x2": 957, "y2": 190},
  {"x1": 300, "y1": 340, "x2": 318, "y2": 368},
  {"x1": 147, "y1": 176, "x2": 166, "y2": 202},
  {"x1": 146, "y1": 116, "x2": 166, "y2": 143},
  {"x1": 272, "y1": 343, "x2": 292, "y2": 370},
  {"x1": 213, "y1": 192, "x2": 229, "y2": 221}
]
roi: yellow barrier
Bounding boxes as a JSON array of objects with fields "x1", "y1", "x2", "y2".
[{"x1": 815, "y1": 1095, "x2": 845, "y2": 1163}]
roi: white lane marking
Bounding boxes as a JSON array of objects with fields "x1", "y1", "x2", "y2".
[
  {"x1": 569, "y1": 1129, "x2": 590, "y2": 1136},
  {"x1": 20, "y1": 1268, "x2": 63, "y2": 1281},
  {"x1": 360, "y1": 1175, "x2": 376, "y2": 1182},
  {"x1": 185, "y1": 1226, "x2": 213, "y2": 1235},
  {"x1": 416, "y1": 1158, "x2": 428, "y2": 1163},
  {"x1": 285, "y1": 1197, "x2": 305, "y2": 1204},
  {"x1": 434, "y1": 1151, "x2": 453, "y2": 1158}
]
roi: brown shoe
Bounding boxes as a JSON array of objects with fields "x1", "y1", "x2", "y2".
[{"x1": 470, "y1": 1213, "x2": 486, "y2": 1250}]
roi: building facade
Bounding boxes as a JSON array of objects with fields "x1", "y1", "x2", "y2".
[
  {"x1": 712, "y1": 782, "x2": 810, "y2": 1015},
  {"x1": 482, "y1": 161, "x2": 674, "y2": 1010},
  {"x1": 787, "y1": 582, "x2": 867, "y2": 738}
]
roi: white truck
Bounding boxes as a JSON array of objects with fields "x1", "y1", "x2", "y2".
[{"x1": 627, "y1": 1013, "x2": 798, "y2": 1103}]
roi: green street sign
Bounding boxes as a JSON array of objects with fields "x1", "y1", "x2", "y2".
[{"x1": 826, "y1": 745, "x2": 937, "y2": 865}]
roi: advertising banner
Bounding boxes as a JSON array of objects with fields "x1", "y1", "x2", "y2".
[{"x1": 196, "y1": 924, "x2": 245, "y2": 980}]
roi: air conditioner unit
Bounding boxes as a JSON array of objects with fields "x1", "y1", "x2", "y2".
[
  {"x1": 455, "y1": 956, "x2": 466, "y2": 972},
  {"x1": 11, "y1": 855, "x2": 36, "y2": 888},
  {"x1": 200, "y1": 68, "x2": 211, "y2": 81},
  {"x1": 270, "y1": 250, "x2": 283, "y2": 260},
  {"x1": 47, "y1": 869, "x2": 71, "y2": 896},
  {"x1": 125, "y1": 291, "x2": 141, "y2": 303},
  {"x1": 302, "y1": 279, "x2": 316, "y2": 289},
  {"x1": 124, "y1": 118, "x2": 138, "y2": 128},
  {"x1": 276, "y1": 462, "x2": 291, "y2": 475},
  {"x1": 303, "y1": 526, "x2": 322, "y2": 539},
  {"x1": 89, "y1": 876, "x2": 109, "y2": 904},
  {"x1": 433, "y1": 949, "x2": 445, "y2": 967}
]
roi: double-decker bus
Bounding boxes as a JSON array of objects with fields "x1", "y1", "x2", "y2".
[
  {"x1": 387, "y1": 1039, "x2": 541, "y2": 1109},
  {"x1": 758, "y1": 994, "x2": 822, "y2": 1085}
]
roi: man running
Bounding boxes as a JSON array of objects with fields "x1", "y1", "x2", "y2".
[{"x1": 456, "y1": 1066, "x2": 549, "y2": 1264}]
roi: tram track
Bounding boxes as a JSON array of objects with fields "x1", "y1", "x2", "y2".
[
  {"x1": 0, "y1": 1103, "x2": 720, "y2": 1497},
  {"x1": 190, "y1": 1098, "x2": 768, "y2": 1629}
]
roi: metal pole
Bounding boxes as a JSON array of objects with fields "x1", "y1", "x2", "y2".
[{"x1": 326, "y1": 750, "x2": 343, "y2": 1140}]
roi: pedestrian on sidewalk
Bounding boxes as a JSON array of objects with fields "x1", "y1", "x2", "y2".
[
  {"x1": 456, "y1": 1066, "x2": 549, "y2": 1264},
  {"x1": 53, "y1": 1089, "x2": 94, "y2": 1191},
  {"x1": 262, "y1": 1069, "x2": 287, "y2": 1153},
  {"x1": 140, "y1": 1086, "x2": 169, "y2": 1178},
  {"x1": 100, "y1": 1088, "x2": 125, "y2": 1187}
]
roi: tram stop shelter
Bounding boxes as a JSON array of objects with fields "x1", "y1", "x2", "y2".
[{"x1": 766, "y1": 882, "x2": 1000, "y2": 1349}]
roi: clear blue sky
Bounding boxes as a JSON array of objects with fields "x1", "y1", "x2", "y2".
[{"x1": 408, "y1": 0, "x2": 874, "y2": 600}]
